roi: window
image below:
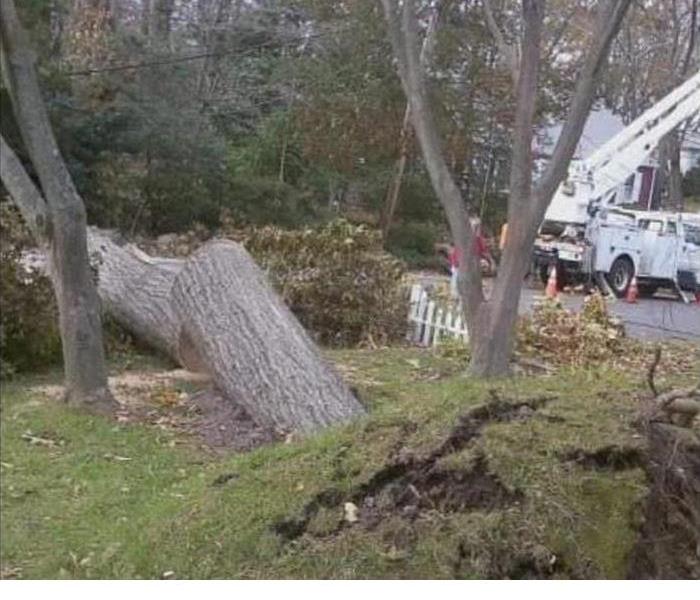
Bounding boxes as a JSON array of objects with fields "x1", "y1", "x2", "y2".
[
  {"x1": 666, "y1": 221, "x2": 677, "y2": 235},
  {"x1": 638, "y1": 219, "x2": 663, "y2": 232},
  {"x1": 684, "y1": 225, "x2": 700, "y2": 246}
]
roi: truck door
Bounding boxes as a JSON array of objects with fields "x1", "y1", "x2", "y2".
[
  {"x1": 679, "y1": 223, "x2": 700, "y2": 284},
  {"x1": 637, "y1": 218, "x2": 677, "y2": 279}
]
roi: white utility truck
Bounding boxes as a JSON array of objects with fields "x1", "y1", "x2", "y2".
[{"x1": 533, "y1": 70, "x2": 700, "y2": 297}]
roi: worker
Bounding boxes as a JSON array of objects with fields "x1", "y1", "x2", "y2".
[{"x1": 448, "y1": 218, "x2": 495, "y2": 297}]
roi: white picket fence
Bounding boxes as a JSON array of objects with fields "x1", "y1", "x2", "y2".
[{"x1": 406, "y1": 284, "x2": 469, "y2": 347}]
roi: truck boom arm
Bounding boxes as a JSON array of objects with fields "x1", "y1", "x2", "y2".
[{"x1": 585, "y1": 70, "x2": 700, "y2": 200}]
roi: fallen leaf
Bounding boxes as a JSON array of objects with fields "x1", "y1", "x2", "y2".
[
  {"x1": 21, "y1": 431, "x2": 57, "y2": 447},
  {"x1": 344, "y1": 501, "x2": 359, "y2": 523},
  {"x1": 103, "y1": 453, "x2": 132, "y2": 462}
]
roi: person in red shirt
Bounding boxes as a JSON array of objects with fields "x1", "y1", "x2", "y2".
[{"x1": 448, "y1": 218, "x2": 495, "y2": 295}]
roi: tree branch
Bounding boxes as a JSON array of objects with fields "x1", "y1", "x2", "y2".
[
  {"x1": 482, "y1": 0, "x2": 520, "y2": 85},
  {"x1": 680, "y1": 0, "x2": 698, "y2": 77},
  {"x1": 646, "y1": 346, "x2": 662, "y2": 397},
  {"x1": 380, "y1": 0, "x2": 485, "y2": 321},
  {"x1": 505, "y1": 0, "x2": 542, "y2": 222},
  {"x1": 533, "y1": 0, "x2": 633, "y2": 214},
  {"x1": 0, "y1": 133, "x2": 50, "y2": 242}
]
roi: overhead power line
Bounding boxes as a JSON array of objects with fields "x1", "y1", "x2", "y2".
[{"x1": 64, "y1": 29, "x2": 342, "y2": 77}]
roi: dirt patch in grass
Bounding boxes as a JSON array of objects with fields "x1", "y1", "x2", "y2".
[
  {"x1": 559, "y1": 445, "x2": 646, "y2": 471},
  {"x1": 30, "y1": 370, "x2": 278, "y2": 453},
  {"x1": 273, "y1": 394, "x2": 552, "y2": 543},
  {"x1": 556, "y1": 412, "x2": 700, "y2": 578},
  {"x1": 187, "y1": 389, "x2": 278, "y2": 452}
]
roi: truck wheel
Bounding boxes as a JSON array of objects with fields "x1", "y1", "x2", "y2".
[{"x1": 606, "y1": 257, "x2": 634, "y2": 298}]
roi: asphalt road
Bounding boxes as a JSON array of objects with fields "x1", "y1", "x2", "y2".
[{"x1": 413, "y1": 273, "x2": 700, "y2": 343}]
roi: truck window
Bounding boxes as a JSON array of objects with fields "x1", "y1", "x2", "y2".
[
  {"x1": 666, "y1": 221, "x2": 677, "y2": 235},
  {"x1": 638, "y1": 219, "x2": 663, "y2": 232},
  {"x1": 685, "y1": 224, "x2": 700, "y2": 246}
]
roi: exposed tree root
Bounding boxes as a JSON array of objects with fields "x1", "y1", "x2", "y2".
[
  {"x1": 273, "y1": 395, "x2": 552, "y2": 543},
  {"x1": 627, "y1": 423, "x2": 700, "y2": 579},
  {"x1": 559, "y1": 445, "x2": 646, "y2": 471}
]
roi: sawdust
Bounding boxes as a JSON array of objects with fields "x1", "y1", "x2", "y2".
[{"x1": 29, "y1": 369, "x2": 276, "y2": 452}]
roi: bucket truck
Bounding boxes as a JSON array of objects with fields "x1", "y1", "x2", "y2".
[{"x1": 532, "y1": 71, "x2": 700, "y2": 297}]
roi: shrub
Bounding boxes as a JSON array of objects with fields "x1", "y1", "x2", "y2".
[
  {"x1": 0, "y1": 204, "x2": 62, "y2": 377},
  {"x1": 516, "y1": 293, "x2": 625, "y2": 367},
  {"x1": 223, "y1": 217, "x2": 408, "y2": 346},
  {"x1": 386, "y1": 220, "x2": 445, "y2": 270}
]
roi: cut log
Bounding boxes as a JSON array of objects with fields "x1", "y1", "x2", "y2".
[
  {"x1": 170, "y1": 240, "x2": 365, "y2": 433},
  {"x1": 84, "y1": 230, "x2": 365, "y2": 433}
]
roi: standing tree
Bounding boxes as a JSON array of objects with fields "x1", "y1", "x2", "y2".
[
  {"x1": 0, "y1": 0, "x2": 115, "y2": 412},
  {"x1": 380, "y1": 0, "x2": 633, "y2": 376}
]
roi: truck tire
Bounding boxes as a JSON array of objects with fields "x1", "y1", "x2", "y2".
[{"x1": 606, "y1": 257, "x2": 634, "y2": 298}]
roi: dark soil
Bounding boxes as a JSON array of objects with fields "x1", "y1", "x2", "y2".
[
  {"x1": 188, "y1": 389, "x2": 279, "y2": 452},
  {"x1": 559, "y1": 445, "x2": 646, "y2": 471},
  {"x1": 627, "y1": 423, "x2": 700, "y2": 579},
  {"x1": 273, "y1": 395, "x2": 551, "y2": 543}
]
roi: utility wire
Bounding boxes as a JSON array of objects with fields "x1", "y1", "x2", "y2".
[{"x1": 63, "y1": 29, "x2": 344, "y2": 77}]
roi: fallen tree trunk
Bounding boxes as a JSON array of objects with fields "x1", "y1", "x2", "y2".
[
  {"x1": 85, "y1": 230, "x2": 366, "y2": 433},
  {"x1": 171, "y1": 240, "x2": 365, "y2": 433},
  {"x1": 88, "y1": 229, "x2": 183, "y2": 358}
]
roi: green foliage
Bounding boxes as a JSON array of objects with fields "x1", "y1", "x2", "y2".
[
  {"x1": 682, "y1": 162, "x2": 700, "y2": 203},
  {"x1": 386, "y1": 221, "x2": 444, "y2": 270},
  {"x1": 225, "y1": 218, "x2": 408, "y2": 346},
  {"x1": 0, "y1": 204, "x2": 62, "y2": 377}
]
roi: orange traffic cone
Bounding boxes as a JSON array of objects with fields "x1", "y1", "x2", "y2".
[
  {"x1": 626, "y1": 275, "x2": 639, "y2": 303},
  {"x1": 545, "y1": 265, "x2": 558, "y2": 299}
]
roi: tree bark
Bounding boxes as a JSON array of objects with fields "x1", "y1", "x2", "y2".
[
  {"x1": 466, "y1": 0, "x2": 544, "y2": 377},
  {"x1": 170, "y1": 240, "x2": 365, "y2": 433},
  {"x1": 87, "y1": 229, "x2": 183, "y2": 359},
  {"x1": 380, "y1": 6, "x2": 439, "y2": 240},
  {"x1": 150, "y1": 0, "x2": 174, "y2": 46},
  {"x1": 0, "y1": 0, "x2": 115, "y2": 413}
]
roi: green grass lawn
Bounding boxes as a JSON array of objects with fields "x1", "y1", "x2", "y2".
[{"x1": 1, "y1": 347, "x2": 697, "y2": 579}]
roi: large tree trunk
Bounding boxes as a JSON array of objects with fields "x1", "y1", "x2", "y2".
[
  {"x1": 171, "y1": 241, "x2": 365, "y2": 433},
  {"x1": 87, "y1": 233, "x2": 365, "y2": 434},
  {"x1": 0, "y1": 0, "x2": 114, "y2": 413},
  {"x1": 87, "y1": 229, "x2": 182, "y2": 358}
]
